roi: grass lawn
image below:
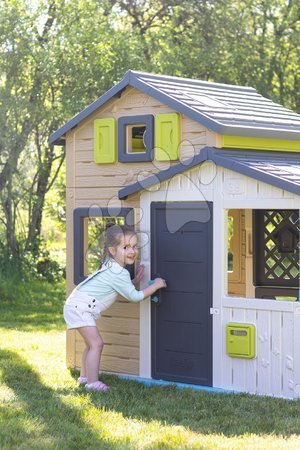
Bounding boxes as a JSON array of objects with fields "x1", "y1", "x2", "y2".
[{"x1": 1, "y1": 278, "x2": 300, "y2": 449}]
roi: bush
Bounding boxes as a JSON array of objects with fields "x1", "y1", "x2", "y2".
[
  {"x1": 36, "y1": 254, "x2": 66, "y2": 282},
  {"x1": 0, "y1": 247, "x2": 66, "y2": 287}
]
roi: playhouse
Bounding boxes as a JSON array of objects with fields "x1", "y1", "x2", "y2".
[{"x1": 51, "y1": 71, "x2": 300, "y2": 399}]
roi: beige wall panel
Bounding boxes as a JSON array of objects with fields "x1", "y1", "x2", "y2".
[
  {"x1": 183, "y1": 135, "x2": 209, "y2": 147},
  {"x1": 76, "y1": 150, "x2": 93, "y2": 162},
  {"x1": 98, "y1": 316, "x2": 139, "y2": 334},
  {"x1": 74, "y1": 188, "x2": 144, "y2": 207},
  {"x1": 75, "y1": 161, "x2": 170, "y2": 178},
  {"x1": 75, "y1": 139, "x2": 93, "y2": 152},
  {"x1": 66, "y1": 133, "x2": 75, "y2": 188},
  {"x1": 74, "y1": 197, "x2": 140, "y2": 210},
  {"x1": 76, "y1": 161, "x2": 166, "y2": 176},
  {"x1": 100, "y1": 356, "x2": 139, "y2": 375},
  {"x1": 96, "y1": 331, "x2": 139, "y2": 347},
  {"x1": 75, "y1": 330, "x2": 139, "y2": 347},
  {"x1": 74, "y1": 88, "x2": 171, "y2": 141},
  {"x1": 75, "y1": 332, "x2": 139, "y2": 352},
  {"x1": 66, "y1": 130, "x2": 76, "y2": 298},
  {"x1": 75, "y1": 122, "x2": 94, "y2": 140},
  {"x1": 182, "y1": 118, "x2": 207, "y2": 134},
  {"x1": 76, "y1": 175, "x2": 127, "y2": 188},
  {"x1": 74, "y1": 352, "x2": 139, "y2": 375},
  {"x1": 120, "y1": 89, "x2": 169, "y2": 108},
  {"x1": 102, "y1": 345, "x2": 139, "y2": 359},
  {"x1": 101, "y1": 300, "x2": 140, "y2": 319},
  {"x1": 66, "y1": 189, "x2": 76, "y2": 294},
  {"x1": 113, "y1": 104, "x2": 173, "y2": 116},
  {"x1": 77, "y1": 342, "x2": 139, "y2": 359},
  {"x1": 75, "y1": 187, "x2": 122, "y2": 200}
]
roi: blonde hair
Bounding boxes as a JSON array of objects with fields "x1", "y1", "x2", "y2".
[{"x1": 103, "y1": 224, "x2": 136, "y2": 263}]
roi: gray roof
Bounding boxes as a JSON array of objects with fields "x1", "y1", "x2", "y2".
[
  {"x1": 118, "y1": 147, "x2": 300, "y2": 199},
  {"x1": 50, "y1": 71, "x2": 300, "y2": 145}
]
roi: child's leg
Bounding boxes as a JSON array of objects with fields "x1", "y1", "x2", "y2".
[
  {"x1": 80, "y1": 347, "x2": 89, "y2": 378},
  {"x1": 77, "y1": 326, "x2": 104, "y2": 383}
]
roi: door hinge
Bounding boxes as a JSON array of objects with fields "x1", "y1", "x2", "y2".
[{"x1": 210, "y1": 308, "x2": 220, "y2": 315}]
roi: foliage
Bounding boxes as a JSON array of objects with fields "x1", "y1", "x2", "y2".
[
  {"x1": 1, "y1": 284, "x2": 300, "y2": 448},
  {"x1": 0, "y1": 0, "x2": 299, "y2": 269},
  {"x1": 0, "y1": 242, "x2": 65, "y2": 283}
]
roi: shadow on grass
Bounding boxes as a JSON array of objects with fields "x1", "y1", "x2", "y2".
[
  {"x1": 0, "y1": 349, "x2": 131, "y2": 450},
  {"x1": 91, "y1": 374, "x2": 300, "y2": 438}
]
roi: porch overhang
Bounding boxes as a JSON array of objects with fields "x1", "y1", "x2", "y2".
[{"x1": 118, "y1": 147, "x2": 300, "y2": 200}]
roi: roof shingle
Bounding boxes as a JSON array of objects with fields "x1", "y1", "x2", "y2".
[{"x1": 118, "y1": 148, "x2": 300, "y2": 199}]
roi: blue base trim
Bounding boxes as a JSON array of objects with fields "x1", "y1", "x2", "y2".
[{"x1": 117, "y1": 375, "x2": 235, "y2": 395}]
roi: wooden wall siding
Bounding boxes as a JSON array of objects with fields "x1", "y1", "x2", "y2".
[
  {"x1": 74, "y1": 297, "x2": 140, "y2": 375},
  {"x1": 72, "y1": 87, "x2": 214, "y2": 198},
  {"x1": 228, "y1": 210, "x2": 246, "y2": 297},
  {"x1": 222, "y1": 297, "x2": 297, "y2": 398},
  {"x1": 65, "y1": 134, "x2": 76, "y2": 368},
  {"x1": 66, "y1": 86, "x2": 215, "y2": 373}
]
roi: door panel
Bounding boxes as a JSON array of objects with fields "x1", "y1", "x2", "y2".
[{"x1": 151, "y1": 202, "x2": 213, "y2": 385}]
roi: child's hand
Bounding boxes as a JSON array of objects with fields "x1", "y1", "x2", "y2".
[
  {"x1": 142, "y1": 276, "x2": 167, "y2": 299},
  {"x1": 132, "y1": 264, "x2": 145, "y2": 285},
  {"x1": 153, "y1": 278, "x2": 167, "y2": 289}
]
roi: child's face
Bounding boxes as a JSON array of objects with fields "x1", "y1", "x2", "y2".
[{"x1": 109, "y1": 233, "x2": 138, "y2": 267}]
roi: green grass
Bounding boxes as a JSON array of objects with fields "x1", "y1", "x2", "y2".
[{"x1": 1, "y1": 278, "x2": 300, "y2": 449}]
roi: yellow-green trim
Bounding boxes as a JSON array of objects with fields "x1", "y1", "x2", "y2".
[
  {"x1": 155, "y1": 113, "x2": 180, "y2": 161},
  {"x1": 94, "y1": 118, "x2": 116, "y2": 164},
  {"x1": 222, "y1": 135, "x2": 300, "y2": 152}
]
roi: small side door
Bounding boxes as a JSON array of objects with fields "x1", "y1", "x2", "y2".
[{"x1": 151, "y1": 202, "x2": 213, "y2": 386}]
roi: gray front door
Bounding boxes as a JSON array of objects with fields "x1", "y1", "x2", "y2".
[{"x1": 151, "y1": 202, "x2": 213, "y2": 386}]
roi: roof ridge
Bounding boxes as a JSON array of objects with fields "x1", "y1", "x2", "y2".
[{"x1": 129, "y1": 70, "x2": 257, "y2": 93}]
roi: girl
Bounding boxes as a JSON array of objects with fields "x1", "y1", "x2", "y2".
[{"x1": 64, "y1": 224, "x2": 167, "y2": 392}]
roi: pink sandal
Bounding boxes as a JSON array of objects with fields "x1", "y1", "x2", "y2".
[{"x1": 85, "y1": 381, "x2": 109, "y2": 392}]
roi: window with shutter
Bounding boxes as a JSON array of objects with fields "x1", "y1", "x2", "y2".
[{"x1": 118, "y1": 115, "x2": 154, "y2": 162}]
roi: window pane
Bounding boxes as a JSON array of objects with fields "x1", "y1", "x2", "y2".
[
  {"x1": 228, "y1": 215, "x2": 234, "y2": 273},
  {"x1": 87, "y1": 216, "x2": 125, "y2": 273},
  {"x1": 127, "y1": 124, "x2": 146, "y2": 153}
]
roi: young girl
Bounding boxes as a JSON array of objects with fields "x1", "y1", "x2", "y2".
[{"x1": 63, "y1": 224, "x2": 167, "y2": 392}]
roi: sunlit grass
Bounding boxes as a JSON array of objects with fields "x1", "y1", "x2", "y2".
[{"x1": 1, "y1": 278, "x2": 300, "y2": 449}]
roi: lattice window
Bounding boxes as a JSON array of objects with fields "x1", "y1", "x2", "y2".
[{"x1": 254, "y1": 210, "x2": 300, "y2": 288}]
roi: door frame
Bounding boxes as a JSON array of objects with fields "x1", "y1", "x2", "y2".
[{"x1": 138, "y1": 183, "x2": 224, "y2": 387}]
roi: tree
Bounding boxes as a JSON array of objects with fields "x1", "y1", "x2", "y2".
[
  {"x1": 0, "y1": 0, "x2": 135, "y2": 259},
  {"x1": 0, "y1": 0, "x2": 298, "y2": 267}
]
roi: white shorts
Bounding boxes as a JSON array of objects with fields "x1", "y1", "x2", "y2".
[{"x1": 63, "y1": 290, "x2": 101, "y2": 329}]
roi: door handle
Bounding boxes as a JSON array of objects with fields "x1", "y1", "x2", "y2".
[{"x1": 148, "y1": 278, "x2": 161, "y2": 305}]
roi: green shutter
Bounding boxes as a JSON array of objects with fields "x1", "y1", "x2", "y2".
[
  {"x1": 94, "y1": 118, "x2": 116, "y2": 164},
  {"x1": 155, "y1": 113, "x2": 180, "y2": 161}
]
